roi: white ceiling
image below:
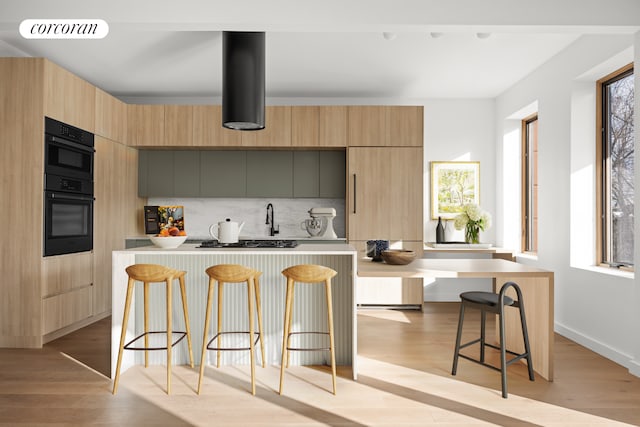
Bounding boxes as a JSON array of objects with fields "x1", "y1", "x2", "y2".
[{"x1": 1, "y1": 1, "x2": 639, "y2": 100}]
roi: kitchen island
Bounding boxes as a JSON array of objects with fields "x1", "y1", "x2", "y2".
[{"x1": 111, "y1": 243, "x2": 357, "y2": 379}]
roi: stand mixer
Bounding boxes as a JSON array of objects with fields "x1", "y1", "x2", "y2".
[{"x1": 301, "y1": 207, "x2": 337, "y2": 238}]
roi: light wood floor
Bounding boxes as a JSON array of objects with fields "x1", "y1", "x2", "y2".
[{"x1": 1, "y1": 303, "x2": 640, "y2": 426}]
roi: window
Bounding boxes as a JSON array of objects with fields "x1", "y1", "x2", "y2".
[
  {"x1": 597, "y1": 64, "x2": 634, "y2": 269},
  {"x1": 522, "y1": 114, "x2": 538, "y2": 253}
]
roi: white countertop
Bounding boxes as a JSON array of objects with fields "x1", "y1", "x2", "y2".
[
  {"x1": 126, "y1": 235, "x2": 347, "y2": 242},
  {"x1": 116, "y1": 242, "x2": 356, "y2": 255}
]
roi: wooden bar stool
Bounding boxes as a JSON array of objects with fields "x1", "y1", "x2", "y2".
[
  {"x1": 451, "y1": 281, "x2": 535, "y2": 398},
  {"x1": 197, "y1": 264, "x2": 265, "y2": 395},
  {"x1": 112, "y1": 264, "x2": 194, "y2": 395},
  {"x1": 279, "y1": 264, "x2": 338, "y2": 395}
]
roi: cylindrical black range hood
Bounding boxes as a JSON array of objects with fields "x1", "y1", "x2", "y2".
[{"x1": 222, "y1": 31, "x2": 265, "y2": 130}]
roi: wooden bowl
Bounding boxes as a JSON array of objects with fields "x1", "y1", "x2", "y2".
[{"x1": 381, "y1": 249, "x2": 416, "y2": 265}]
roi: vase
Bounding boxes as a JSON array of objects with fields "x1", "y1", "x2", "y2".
[{"x1": 465, "y1": 223, "x2": 480, "y2": 244}]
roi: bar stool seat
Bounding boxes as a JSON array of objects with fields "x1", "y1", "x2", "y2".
[
  {"x1": 451, "y1": 281, "x2": 535, "y2": 398},
  {"x1": 113, "y1": 264, "x2": 194, "y2": 395},
  {"x1": 198, "y1": 264, "x2": 265, "y2": 395},
  {"x1": 279, "y1": 264, "x2": 338, "y2": 395}
]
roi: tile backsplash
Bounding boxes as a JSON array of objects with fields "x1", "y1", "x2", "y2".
[{"x1": 146, "y1": 197, "x2": 346, "y2": 240}]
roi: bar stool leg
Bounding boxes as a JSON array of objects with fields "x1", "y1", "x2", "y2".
[
  {"x1": 480, "y1": 309, "x2": 486, "y2": 363},
  {"x1": 113, "y1": 279, "x2": 135, "y2": 394},
  {"x1": 217, "y1": 281, "x2": 224, "y2": 368},
  {"x1": 247, "y1": 278, "x2": 256, "y2": 395},
  {"x1": 519, "y1": 304, "x2": 535, "y2": 381},
  {"x1": 279, "y1": 278, "x2": 294, "y2": 395},
  {"x1": 166, "y1": 278, "x2": 173, "y2": 394},
  {"x1": 325, "y1": 278, "x2": 337, "y2": 395},
  {"x1": 451, "y1": 301, "x2": 465, "y2": 376},
  {"x1": 144, "y1": 282, "x2": 150, "y2": 368},
  {"x1": 286, "y1": 282, "x2": 296, "y2": 368},
  {"x1": 254, "y1": 276, "x2": 266, "y2": 368},
  {"x1": 197, "y1": 279, "x2": 215, "y2": 394},
  {"x1": 178, "y1": 274, "x2": 194, "y2": 368},
  {"x1": 498, "y1": 304, "x2": 508, "y2": 398}
]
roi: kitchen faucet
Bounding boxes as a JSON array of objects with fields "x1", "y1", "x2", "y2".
[{"x1": 265, "y1": 203, "x2": 279, "y2": 237}]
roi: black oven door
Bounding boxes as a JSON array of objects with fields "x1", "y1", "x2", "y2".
[
  {"x1": 44, "y1": 191, "x2": 94, "y2": 256},
  {"x1": 45, "y1": 135, "x2": 94, "y2": 180}
]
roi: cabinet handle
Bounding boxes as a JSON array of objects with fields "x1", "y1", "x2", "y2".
[{"x1": 352, "y1": 173, "x2": 357, "y2": 214}]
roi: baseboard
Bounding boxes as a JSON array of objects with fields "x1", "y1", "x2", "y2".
[
  {"x1": 43, "y1": 310, "x2": 111, "y2": 344},
  {"x1": 629, "y1": 359, "x2": 640, "y2": 377},
  {"x1": 555, "y1": 321, "x2": 638, "y2": 377}
]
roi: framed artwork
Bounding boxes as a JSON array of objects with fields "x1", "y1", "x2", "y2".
[{"x1": 431, "y1": 161, "x2": 480, "y2": 219}]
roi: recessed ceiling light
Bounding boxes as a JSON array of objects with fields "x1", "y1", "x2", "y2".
[
  {"x1": 476, "y1": 32, "x2": 492, "y2": 39},
  {"x1": 382, "y1": 32, "x2": 397, "y2": 41}
]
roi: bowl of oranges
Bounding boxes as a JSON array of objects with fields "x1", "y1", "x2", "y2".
[{"x1": 149, "y1": 226, "x2": 187, "y2": 249}]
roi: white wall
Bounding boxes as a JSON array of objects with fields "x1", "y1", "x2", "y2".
[
  {"x1": 422, "y1": 99, "x2": 497, "y2": 300},
  {"x1": 496, "y1": 33, "x2": 639, "y2": 373}
]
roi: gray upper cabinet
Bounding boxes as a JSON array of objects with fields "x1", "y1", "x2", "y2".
[
  {"x1": 138, "y1": 149, "x2": 345, "y2": 198},
  {"x1": 293, "y1": 151, "x2": 320, "y2": 197},
  {"x1": 246, "y1": 151, "x2": 293, "y2": 197},
  {"x1": 174, "y1": 151, "x2": 200, "y2": 197},
  {"x1": 319, "y1": 151, "x2": 346, "y2": 198},
  {"x1": 139, "y1": 150, "x2": 174, "y2": 197},
  {"x1": 200, "y1": 151, "x2": 246, "y2": 196}
]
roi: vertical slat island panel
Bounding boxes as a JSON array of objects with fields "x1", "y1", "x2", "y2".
[{"x1": 111, "y1": 244, "x2": 357, "y2": 379}]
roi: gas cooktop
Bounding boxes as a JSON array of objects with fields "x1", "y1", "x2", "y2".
[{"x1": 197, "y1": 239, "x2": 298, "y2": 249}]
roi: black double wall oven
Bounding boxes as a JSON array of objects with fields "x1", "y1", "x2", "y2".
[{"x1": 43, "y1": 117, "x2": 95, "y2": 257}]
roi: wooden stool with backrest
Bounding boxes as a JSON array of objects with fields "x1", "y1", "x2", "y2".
[
  {"x1": 197, "y1": 264, "x2": 265, "y2": 395},
  {"x1": 113, "y1": 263, "x2": 194, "y2": 394},
  {"x1": 279, "y1": 264, "x2": 338, "y2": 395},
  {"x1": 451, "y1": 281, "x2": 535, "y2": 398}
]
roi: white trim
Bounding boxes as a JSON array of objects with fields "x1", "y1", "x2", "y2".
[{"x1": 555, "y1": 321, "x2": 637, "y2": 376}]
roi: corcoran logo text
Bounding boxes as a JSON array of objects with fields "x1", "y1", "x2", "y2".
[{"x1": 19, "y1": 19, "x2": 109, "y2": 39}]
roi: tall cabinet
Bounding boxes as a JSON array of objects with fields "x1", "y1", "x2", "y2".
[{"x1": 347, "y1": 106, "x2": 424, "y2": 307}]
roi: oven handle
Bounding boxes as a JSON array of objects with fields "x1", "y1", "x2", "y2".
[
  {"x1": 47, "y1": 135, "x2": 96, "y2": 154},
  {"x1": 47, "y1": 192, "x2": 95, "y2": 202}
]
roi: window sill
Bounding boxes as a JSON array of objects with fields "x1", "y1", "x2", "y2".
[
  {"x1": 515, "y1": 252, "x2": 538, "y2": 262},
  {"x1": 572, "y1": 264, "x2": 634, "y2": 279}
]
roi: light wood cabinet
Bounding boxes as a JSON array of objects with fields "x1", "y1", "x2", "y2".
[
  {"x1": 95, "y1": 88, "x2": 127, "y2": 142},
  {"x1": 291, "y1": 106, "x2": 348, "y2": 147},
  {"x1": 292, "y1": 106, "x2": 319, "y2": 146},
  {"x1": 0, "y1": 58, "x2": 45, "y2": 348},
  {"x1": 193, "y1": 105, "x2": 241, "y2": 146},
  {"x1": 127, "y1": 104, "x2": 165, "y2": 146},
  {"x1": 41, "y1": 252, "x2": 93, "y2": 298},
  {"x1": 94, "y1": 136, "x2": 144, "y2": 317},
  {"x1": 43, "y1": 59, "x2": 96, "y2": 132},
  {"x1": 41, "y1": 252, "x2": 94, "y2": 334},
  {"x1": 165, "y1": 105, "x2": 193, "y2": 146},
  {"x1": 348, "y1": 144, "x2": 424, "y2": 308},
  {"x1": 319, "y1": 106, "x2": 348, "y2": 147},
  {"x1": 348, "y1": 147, "x2": 423, "y2": 241},
  {"x1": 348, "y1": 106, "x2": 423, "y2": 147},
  {"x1": 241, "y1": 106, "x2": 291, "y2": 146}
]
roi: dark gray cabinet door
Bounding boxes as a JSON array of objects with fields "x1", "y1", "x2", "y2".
[
  {"x1": 200, "y1": 151, "x2": 247, "y2": 196},
  {"x1": 173, "y1": 151, "x2": 200, "y2": 197},
  {"x1": 320, "y1": 150, "x2": 346, "y2": 198},
  {"x1": 144, "y1": 150, "x2": 174, "y2": 197},
  {"x1": 246, "y1": 151, "x2": 293, "y2": 197},
  {"x1": 138, "y1": 150, "x2": 149, "y2": 196},
  {"x1": 293, "y1": 151, "x2": 319, "y2": 197}
]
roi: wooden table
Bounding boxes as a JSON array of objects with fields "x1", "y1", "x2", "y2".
[{"x1": 357, "y1": 258, "x2": 554, "y2": 381}]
